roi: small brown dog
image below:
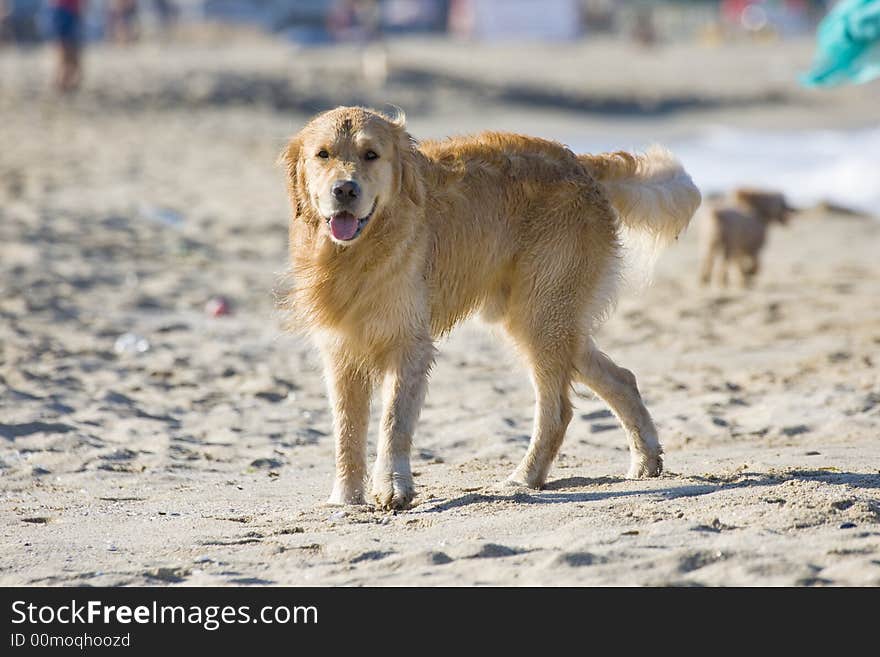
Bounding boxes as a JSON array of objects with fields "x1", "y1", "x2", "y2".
[
  {"x1": 699, "y1": 188, "x2": 793, "y2": 287},
  {"x1": 278, "y1": 106, "x2": 701, "y2": 509}
]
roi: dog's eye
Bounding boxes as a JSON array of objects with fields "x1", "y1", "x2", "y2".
[
  {"x1": 364, "y1": 150, "x2": 379, "y2": 161},
  {"x1": 317, "y1": 150, "x2": 329, "y2": 159}
]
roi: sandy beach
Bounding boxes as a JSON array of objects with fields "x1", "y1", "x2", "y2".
[{"x1": 1, "y1": 32, "x2": 879, "y2": 586}]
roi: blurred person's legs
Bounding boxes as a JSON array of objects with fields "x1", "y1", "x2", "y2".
[
  {"x1": 153, "y1": 0, "x2": 176, "y2": 33},
  {"x1": 4, "y1": 0, "x2": 42, "y2": 44},
  {"x1": 0, "y1": 0, "x2": 8, "y2": 43},
  {"x1": 58, "y1": 41, "x2": 81, "y2": 91},
  {"x1": 52, "y1": 5, "x2": 83, "y2": 93},
  {"x1": 108, "y1": 0, "x2": 139, "y2": 44}
]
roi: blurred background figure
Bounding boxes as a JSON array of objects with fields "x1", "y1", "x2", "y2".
[
  {"x1": 1, "y1": 0, "x2": 42, "y2": 44},
  {"x1": 0, "y1": 0, "x2": 10, "y2": 40},
  {"x1": 153, "y1": 0, "x2": 176, "y2": 27},
  {"x1": 152, "y1": 0, "x2": 178, "y2": 38},
  {"x1": 107, "y1": 0, "x2": 139, "y2": 44},
  {"x1": 631, "y1": 5, "x2": 657, "y2": 47},
  {"x1": 449, "y1": 0, "x2": 581, "y2": 41},
  {"x1": 50, "y1": 0, "x2": 85, "y2": 92},
  {"x1": 802, "y1": 0, "x2": 880, "y2": 86},
  {"x1": 327, "y1": 0, "x2": 381, "y2": 42},
  {"x1": 328, "y1": 0, "x2": 387, "y2": 86},
  {"x1": 699, "y1": 188, "x2": 794, "y2": 288},
  {"x1": 717, "y1": 0, "x2": 815, "y2": 41}
]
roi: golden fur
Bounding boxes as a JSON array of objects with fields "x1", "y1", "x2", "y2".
[
  {"x1": 278, "y1": 106, "x2": 701, "y2": 509},
  {"x1": 699, "y1": 188, "x2": 793, "y2": 287}
]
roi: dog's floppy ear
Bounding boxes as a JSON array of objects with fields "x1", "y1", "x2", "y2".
[
  {"x1": 387, "y1": 109, "x2": 425, "y2": 208},
  {"x1": 278, "y1": 134, "x2": 305, "y2": 216},
  {"x1": 277, "y1": 134, "x2": 301, "y2": 181},
  {"x1": 734, "y1": 188, "x2": 763, "y2": 208},
  {"x1": 736, "y1": 188, "x2": 787, "y2": 223}
]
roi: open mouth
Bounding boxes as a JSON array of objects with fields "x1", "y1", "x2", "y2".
[{"x1": 326, "y1": 200, "x2": 377, "y2": 242}]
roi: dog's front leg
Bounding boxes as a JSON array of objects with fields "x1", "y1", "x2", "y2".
[
  {"x1": 324, "y1": 351, "x2": 372, "y2": 506},
  {"x1": 371, "y1": 338, "x2": 435, "y2": 510}
]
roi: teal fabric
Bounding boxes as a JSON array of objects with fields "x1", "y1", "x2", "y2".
[{"x1": 802, "y1": 0, "x2": 880, "y2": 86}]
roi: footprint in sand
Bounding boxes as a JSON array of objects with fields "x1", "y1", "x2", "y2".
[
  {"x1": 554, "y1": 551, "x2": 605, "y2": 567},
  {"x1": 467, "y1": 543, "x2": 525, "y2": 559}
]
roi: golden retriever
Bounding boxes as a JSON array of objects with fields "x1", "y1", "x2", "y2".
[
  {"x1": 699, "y1": 188, "x2": 793, "y2": 287},
  {"x1": 278, "y1": 106, "x2": 701, "y2": 509}
]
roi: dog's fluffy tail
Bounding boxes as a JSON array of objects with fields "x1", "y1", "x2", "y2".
[
  {"x1": 580, "y1": 146, "x2": 701, "y2": 244},
  {"x1": 580, "y1": 146, "x2": 702, "y2": 285}
]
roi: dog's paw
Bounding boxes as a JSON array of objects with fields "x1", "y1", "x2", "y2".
[
  {"x1": 327, "y1": 480, "x2": 365, "y2": 506},
  {"x1": 505, "y1": 468, "x2": 545, "y2": 490},
  {"x1": 626, "y1": 453, "x2": 664, "y2": 479},
  {"x1": 370, "y1": 474, "x2": 415, "y2": 511}
]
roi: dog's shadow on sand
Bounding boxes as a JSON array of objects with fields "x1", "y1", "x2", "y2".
[{"x1": 416, "y1": 469, "x2": 880, "y2": 513}]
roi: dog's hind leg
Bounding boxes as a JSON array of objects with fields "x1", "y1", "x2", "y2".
[
  {"x1": 738, "y1": 254, "x2": 759, "y2": 287},
  {"x1": 575, "y1": 341, "x2": 663, "y2": 478},
  {"x1": 508, "y1": 361, "x2": 574, "y2": 489},
  {"x1": 719, "y1": 259, "x2": 730, "y2": 287},
  {"x1": 505, "y1": 309, "x2": 577, "y2": 489}
]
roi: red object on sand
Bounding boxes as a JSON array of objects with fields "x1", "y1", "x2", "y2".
[{"x1": 205, "y1": 296, "x2": 230, "y2": 317}]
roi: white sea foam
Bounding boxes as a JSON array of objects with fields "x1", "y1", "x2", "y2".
[{"x1": 572, "y1": 126, "x2": 880, "y2": 216}]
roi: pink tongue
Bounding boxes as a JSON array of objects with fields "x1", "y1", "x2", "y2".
[{"x1": 330, "y1": 214, "x2": 358, "y2": 241}]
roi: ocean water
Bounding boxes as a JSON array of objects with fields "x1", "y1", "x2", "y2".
[{"x1": 573, "y1": 126, "x2": 880, "y2": 215}]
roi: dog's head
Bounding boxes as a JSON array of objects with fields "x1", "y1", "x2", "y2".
[
  {"x1": 735, "y1": 188, "x2": 794, "y2": 225},
  {"x1": 280, "y1": 106, "x2": 423, "y2": 246}
]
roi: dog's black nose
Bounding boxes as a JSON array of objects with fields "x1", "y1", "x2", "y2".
[{"x1": 332, "y1": 180, "x2": 360, "y2": 201}]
